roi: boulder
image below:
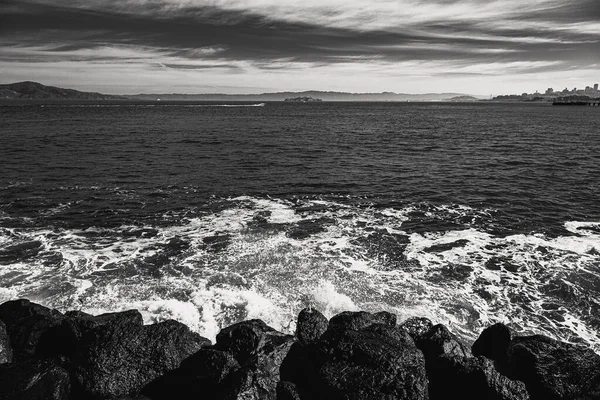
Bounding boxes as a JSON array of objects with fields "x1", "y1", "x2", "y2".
[
  {"x1": 74, "y1": 319, "x2": 209, "y2": 398},
  {"x1": 316, "y1": 323, "x2": 428, "y2": 400},
  {"x1": 215, "y1": 319, "x2": 289, "y2": 365},
  {"x1": 427, "y1": 354, "x2": 529, "y2": 400},
  {"x1": 279, "y1": 342, "x2": 321, "y2": 399},
  {"x1": 327, "y1": 311, "x2": 396, "y2": 333},
  {"x1": 0, "y1": 358, "x2": 70, "y2": 400},
  {"x1": 472, "y1": 323, "x2": 512, "y2": 373},
  {"x1": 0, "y1": 299, "x2": 64, "y2": 361},
  {"x1": 224, "y1": 334, "x2": 297, "y2": 399},
  {"x1": 0, "y1": 319, "x2": 12, "y2": 364},
  {"x1": 400, "y1": 317, "x2": 434, "y2": 342},
  {"x1": 415, "y1": 324, "x2": 470, "y2": 362},
  {"x1": 277, "y1": 381, "x2": 301, "y2": 400},
  {"x1": 296, "y1": 308, "x2": 328, "y2": 345},
  {"x1": 141, "y1": 349, "x2": 240, "y2": 400},
  {"x1": 37, "y1": 309, "x2": 144, "y2": 360},
  {"x1": 507, "y1": 335, "x2": 600, "y2": 400}
]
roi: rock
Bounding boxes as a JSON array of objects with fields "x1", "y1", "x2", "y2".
[
  {"x1": 317, "y1": 324, "x2": 428, "y2": 399},
  {"x1": 0, "y1": 299, "x2": 64, "y2": 361},
  {"x1": 427, "y1": 355, "x2": 529, "y2": 400},
  {"x1": 215, "y1": 319, "x2": 289, "y2": 365},
  {"x1": 279, "y1": 342, "x2": 321, "y2": 399},
  {"x1": 507, "y1": 335, "x2": 600, "y2": 400},
  {"x1": 141, "y1": 349, "x2": 240, "y2": 400},
  {"x1": 472, "y1": 323, "x2": 512, "y2": 373},
  {"x1": 416, "y1": 324, "x2": 470, "y2": 362},
  {"x1": 0, "y1": 358, "x2": 70, "y2": 400},
  {"x1": 327, "y1": 311, "x2": 395, "y2": 333},
  {"x1": 224, "y1": 334, "x2": 297, "y2": 400},
  {"x1": 37, "y1": 309, "x2": 144, "y2": 359},
  {"x1": 277, "y1": 381, "x2": 301, "y2": 400},
  {"x1": 74, "y1": 320, "x2": 209, "y2": 399},
  {"x1": 0, "y1": 319, "x2": 12, "y2": 364},
  {"x1": 296, "y1": 308, "x2": 328, "y2": 345},
  {"x1": 400, "y1": 317, "x2": 434, "y2": 342}
]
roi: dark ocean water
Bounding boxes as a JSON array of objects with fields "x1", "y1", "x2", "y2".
[{"x1": 1, "y1": 101, "x2": 599, "y2": 348}]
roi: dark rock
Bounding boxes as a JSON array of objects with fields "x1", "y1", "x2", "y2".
[
  {"x1": 215, "y1": 319, "x2": 289, "y2": 365},
  {"x1": 423, "y1": 239, "x2": 470, "y2": 253},
  {"x1": 296, "y1": 308, "x2": 328, "y2": 345},
  {"x1": 373, "y1": 311, "x2": 397, "y2": 326},
  {"x1": 427, "y1": 355, "x2": 529, "y2": 400},
  {"x1": 141, "y1": 349, "x2": 240, "y2": 400},
  {"x1": 472, "y1": 323, "x2": 512, "y2": 373},
  {"x1": 317, "y1": 325, "x2": 428, "y2": 399},
  {"x1": 507, "y1": 335, "x2": 600, "y2": 400},
  {"x1": 416, "y1": 324, "x2": 470, "y2": 363},
  {"x1": 279, "y1": 342, "x2": 321, "y2": 399},
  {"x1": 0, "y1": 319, "x2": 12, "y2": 364},
  {"x1": 0, "y1": 358, "x2": 70, "y2": 400},
  {"x1": 37, "y1": 309, "x2": 144, "y2": 359},
  {"x1": 0, "y1": 299, "x2": 64, "y2": 361},
  {"x1": 74, "y1": 320, "x2": 209, "y2": 399},
  {"x1": 400, "y1": 317, "x2": 434, "y2": 342},
  {"x1": 277, "y1": 381, "x2": 301, "y2": 400},
  {"x1": 327, "y1": 311, "x2": 395, "y2": 333},
  {"x1": 224, "y1": 334, "x2": 297, "y2": 400}
]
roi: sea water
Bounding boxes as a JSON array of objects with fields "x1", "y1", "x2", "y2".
[{"x1": 0, "y1": 101, "x2": 599, "y2": 350}]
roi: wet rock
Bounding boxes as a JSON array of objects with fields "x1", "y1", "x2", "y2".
[
  {"x1": 423, "y1": 239, "x2": 470, "y2": 253},
  {"x1": 400, "y1": 317, "x2": 434, "y2": 342},
  {"x1": 276, "y1": 381, "x2": 301, "y2": 400},
  {"x1": 317, "y1": 323, "x2": 428, "y2": 400},
  {"x1": 0, "y1": 319, "x2": 12, "y2": 364},
  {"x1": 37, "y1": 309, "x2": 144, "y2": 359},
  {"x1": 472, "y1": 323, "x2": 512, "y2": 372},
  {"x1": 279, "y1": 342, "x2": 321, "y2": 399},
  {"x1": 373, "y1": 311, "x2": 397, "y2": 326},
  {"x1": 0, "y1": 358, "x2": 70, "y2": 400},
  {"x1": 0, "y1": 299, "x2": 64, "y2": 361},
  {"x1": 224, "y1": 335, "x2": 296, "y2": 399},
  {"x1": 327, "y1": 311, "x2": 395, "y2": 334},
  {"x1": 296, "y1": 307, "x2": 328, "y2": 345},
  {"x1": 141, "y1": 349, "x2": 240, "y2": 400},
  {"x1": 507, "y1": 335, "x2": 600, "y2": 400},
  {"x1": 215, "y1": 319, "x2": 289, "y2": 365},
  {"x1": 0, "y1": 240, "x2": 43, "y2": 263},
  {"x1": 427, "y1": 355, "x2": 529, "y2": 400},
  {"x1": 416, "y1": 324, "x2": 470, "y2": 363},
  {"x1": 74, "y1": 320, "x2": 209, "y2": 399}
]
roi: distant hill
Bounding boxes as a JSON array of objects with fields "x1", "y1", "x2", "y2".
[
  {"x1": 447, "y1": 95, "x2": 480, "y2": 102},
  {"x1": 0, "y1": 81, "x2": 124, "y2": 100},
  {"x1": 126, "y1": 90, "x2": 475, "y2": 102},
  {"x1": 284, "y1": 96, "x2": 323, "y2": 102}
]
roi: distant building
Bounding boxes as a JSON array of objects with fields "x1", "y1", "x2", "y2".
[
  {"x1": 545, "y1": 88, "x2": 554, "y2": 95},
  {"x1": 595, "y1": 83, "x2": 599, "y2": 91}
]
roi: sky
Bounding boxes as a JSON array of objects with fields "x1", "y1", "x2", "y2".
[{"x1": 1, "y1": 0, "x2": 599, "y2": 95}]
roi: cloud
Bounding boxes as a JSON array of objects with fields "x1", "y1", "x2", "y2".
[{"x1": 0, "y1": 0, "x2": 598, "y2": 93}]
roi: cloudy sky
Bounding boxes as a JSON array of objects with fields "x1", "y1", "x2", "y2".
[{"x1": 1, "y1": 0, "x2": 599, "y2": 94}]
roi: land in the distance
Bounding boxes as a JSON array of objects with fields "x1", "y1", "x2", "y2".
[{"x1": 0, "y1": 81, "x2": 478, "y2": 102}]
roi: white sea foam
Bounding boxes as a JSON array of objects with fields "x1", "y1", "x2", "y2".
[{"x1": 1, "y1": 196, "x2": 599, "y2": 350}]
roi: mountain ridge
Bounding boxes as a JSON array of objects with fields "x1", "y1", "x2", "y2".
[{"x1": 0, "y1": 81, "x2": 481, "y2": 101}]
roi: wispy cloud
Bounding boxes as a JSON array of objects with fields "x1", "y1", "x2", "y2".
[{"x1": 0, "y1": 0, "x2": 598, "y2": 93}]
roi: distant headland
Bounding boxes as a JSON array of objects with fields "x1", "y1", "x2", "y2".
[
  {"x1": 284, "y1": 96, "x2": 323, "y2": 102},
  {"x1": 491, "y1": 82, "x2": 599, "y2": 102}
]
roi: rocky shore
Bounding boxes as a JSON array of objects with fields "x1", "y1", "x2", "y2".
[{"x1": 0, "y1": 299, "x2": 599, "y2": 400}]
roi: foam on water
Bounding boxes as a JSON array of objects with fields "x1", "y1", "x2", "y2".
[{"x1": 0, "y1": 196, "x2": 598, "y2": 350}]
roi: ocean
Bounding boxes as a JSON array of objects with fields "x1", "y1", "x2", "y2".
[{"x1": 1, "y1": 101, "x2": 599, "y2": 350}]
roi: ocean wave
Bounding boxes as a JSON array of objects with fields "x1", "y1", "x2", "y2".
[{"x1": 0, "y1": 196, "x2": 598, "y2": 351}]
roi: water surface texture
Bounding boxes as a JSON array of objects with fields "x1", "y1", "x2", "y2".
[{"x1": 1, "y1": 102, "x2": 599, "y2": 348}]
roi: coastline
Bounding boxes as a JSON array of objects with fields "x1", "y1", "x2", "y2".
[{"x1": 1, "y1": 299, "x2": 599, "y2": 399}]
